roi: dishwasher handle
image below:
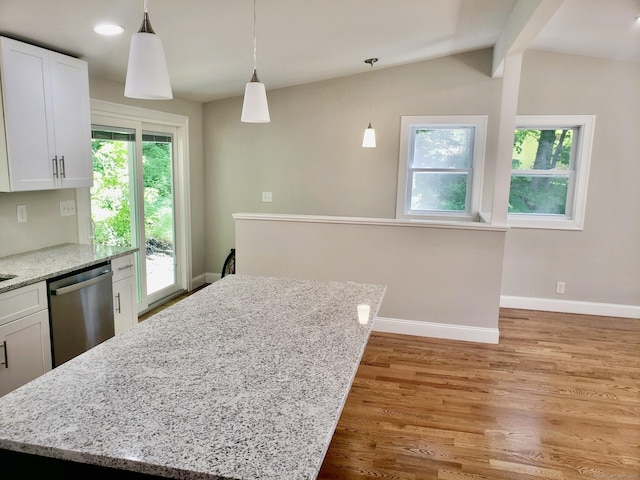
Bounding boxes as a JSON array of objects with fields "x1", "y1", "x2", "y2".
[{"x1": 50, "y1": 271, "x2": 113, "y2": 296}]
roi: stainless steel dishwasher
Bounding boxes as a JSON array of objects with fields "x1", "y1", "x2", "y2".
[{"x1": 48, "y1": 263, "x2": 115, "y2": 367}]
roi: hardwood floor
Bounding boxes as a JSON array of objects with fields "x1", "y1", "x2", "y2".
[
  {"x1": 140, "y1": 294, "x2": 639, "y2": 479},
  {"x1": 318, "y1": 309, "x2": 640, "y2": 480}
]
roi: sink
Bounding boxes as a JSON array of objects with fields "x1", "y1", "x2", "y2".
[{"x1": 0, "y1": 274, "x2": 17, "y2": 283}]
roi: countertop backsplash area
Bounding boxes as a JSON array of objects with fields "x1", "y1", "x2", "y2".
[{"x1": 0, "y1": 190, "x2": 80, "y2": 258}]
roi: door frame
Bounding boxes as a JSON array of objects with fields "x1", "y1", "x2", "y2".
[{"x1": 76, "y1": 99, "x2": 192, "y2": 314}]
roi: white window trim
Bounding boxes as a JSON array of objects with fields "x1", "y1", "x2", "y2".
[
  {"x1": 508, "y1": 114, "x2": 595, "y2": 230},
  {"x1": 396, "y1": 115, "x2": 487, "y2": 222}
]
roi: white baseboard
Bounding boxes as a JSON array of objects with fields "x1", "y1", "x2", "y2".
[
  {"x1": 373, "y1": 317, "x2": 499, "y2": 344},
  {"x1": 500, "y1": 295, "x2": 640, "y2": 319},
  {"x1": 191, "y1": 273, "x2": 208, "y2": 290},
  {"x1": 204, "y1": 272, "x2": 222, "y2": 284}
]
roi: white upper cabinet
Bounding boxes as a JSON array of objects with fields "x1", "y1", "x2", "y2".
[{"x1": 0, "y1": 37, "x2": 93, "y2": 191}]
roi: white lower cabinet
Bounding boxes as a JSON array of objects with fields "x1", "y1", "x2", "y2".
[
  {"x1": 0, "y1": 282, "x2": 51, "y2": 397},
  {"x1": 112, "y1": 254, "x2": 137, "y2": 335}
]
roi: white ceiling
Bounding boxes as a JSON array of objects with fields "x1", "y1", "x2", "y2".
[{"x1": 0, "y1": 0, "x2": 638, "y2": 103}]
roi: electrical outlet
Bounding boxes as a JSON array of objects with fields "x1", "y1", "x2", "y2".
[
  {"x1": 262, "y1": 192, "x2": 273, "y2": 203},
  {"x1": 60, "y1": 200, "x2": 77, "y2": 217},
  {"x1": 17, "y1": 205, "x2": 27, "y2": 223},
  {"x1": 556, "y1": 281, "x2": 565, "y2": 294}
]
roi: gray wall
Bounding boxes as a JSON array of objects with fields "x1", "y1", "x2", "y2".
[
  {"x1": 203, "y1": 49, "x2": 503, "y2": 274},
  {"x1": 0, "y1": 189, "x2": 78, "y2": 257},
  {"x1": 235, "y1": 215, "x2": 506, "y2": 338},
  {"x1": 501, "y1": 51, "x2": 640, "y2": 306},
  {"x1": 204, "y1": 49, "x2": 640, "y2": 309},
  {"x1": 3, "y1": 47, "x2": 638, "y2": 310}
]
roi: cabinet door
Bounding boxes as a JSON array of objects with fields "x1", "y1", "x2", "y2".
[
  {"x1": 0, "y1": 38, "x2": 55, "y2": 191},
  {"x1": 50, "y1": 52, "x2": 93, "y2": 189},
  {"x1": 0, "y1": 309, "x2": 52, "y2": 397},
  {"x1": 113, "y1": 276, "x2": 136, "y2": 335}
]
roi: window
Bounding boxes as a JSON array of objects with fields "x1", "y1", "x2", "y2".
[
  {"x1": 508, "y1": 115, "x2": 595, "y2": 230},
  {"x1": 396, "y1": 115, "x2": 487, "y2": 221}
]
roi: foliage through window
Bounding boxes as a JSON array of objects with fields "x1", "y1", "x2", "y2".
[
  {"x1": 91, "y1": 130, "x2": 174, "y2": 248},
  {"x1": 91, "y1": 132, "x2": 133, "y2": 247},
  {"x1": 508, "y1": 115, "x2": 595, "y2": 229},
  {"x1": 396, "y1": 116, "x2": 486, "y2": 220},
  {"x1": 509, "y1": 128, "x2": 574, "y2": 215}
]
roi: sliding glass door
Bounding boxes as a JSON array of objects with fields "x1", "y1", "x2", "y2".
[{"x1": 90, "y1": 117, "x2": 182, "y2": 311}]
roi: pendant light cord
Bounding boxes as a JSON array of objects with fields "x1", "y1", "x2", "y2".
[
  {"x1": 364, "y1": 58, "x2": 378, "y2": 123},
  {"x1": 252, "y1": 0, "x2": 258, "y2": 72},
  {"x1": 368, "y1": 61, "x2": 373, "y2": 120},
  {"x1": 144, "y1": 0, "x2": 148, "y2": 14}
]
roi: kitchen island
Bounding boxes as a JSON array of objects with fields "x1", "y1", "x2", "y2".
[{"x1": 0, "y1": 274, "x2": 386, "y2": 479}]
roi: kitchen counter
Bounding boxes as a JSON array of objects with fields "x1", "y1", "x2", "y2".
[
  {"x1": 0, "y1": 243, "x2": 138, "y2": 293},
  {"x1": 0, "y1": 274, "x2": 386, "y2": 479}
]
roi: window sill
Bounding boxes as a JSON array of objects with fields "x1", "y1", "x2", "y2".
[{"x1": 507, "y1": 216, "x2": 583, "y2": 231}]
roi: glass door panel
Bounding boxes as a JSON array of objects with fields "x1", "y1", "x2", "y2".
[
  {"x1": 90, "y1": 128, "x2": 138, "y2": 250},
  {"x1": 142, "y1": 132, "x2": 177, "y2": 300}
]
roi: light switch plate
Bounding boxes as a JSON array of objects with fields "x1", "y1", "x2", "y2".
[
  {"x1": 17, "y1": 205, "x2": 27, "y2": 223},
  {"x1": 262, "y1": 192, "x2": 273, "y2": 203}
]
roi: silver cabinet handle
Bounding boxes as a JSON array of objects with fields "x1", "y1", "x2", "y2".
[
  {"x1": 115, "y1": 293, "x2": 121, "y2": 314},
  {"x1": 0, "y1": 341, "x2": 7, "y2": 369},
  {"x1": 52, "y1": 156, "x2": 59, "y2": 178},
  {"x1": 59, "y1": 155, "x2": 66, "y2": 178},
  {"x1": 118, "y1": 264, "x2": 134, "y2": 271},
  {"x1": 50, "y1": 271, "x2": 113, "y2": 296}
]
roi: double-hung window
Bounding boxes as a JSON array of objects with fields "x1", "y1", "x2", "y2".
[
  {"x1": 508, "y1": 115, "x2": 595, "y2": 230},
  {"x1": 396, "y1": 115, "x2": 487, "y2": 221}
]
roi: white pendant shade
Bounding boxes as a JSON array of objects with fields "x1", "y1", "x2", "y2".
[
  {"x1": 241, "y1": 73, "x2": 270, "y2": 123},
  {"x1": 362, "y1": 123, "x2": 376, "y2": 148},
  {"x1": 361, "y1": 58, "x2": 379, "y2": 148},
  {"x1": 125, "y1": 32, "x2": 172, "y2": 100}
]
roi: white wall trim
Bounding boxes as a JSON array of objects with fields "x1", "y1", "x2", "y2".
[
  {"x1": 90, "y1": 99, "x2": 187, "y2": 126},
  {"x1": 191, "y1": 273, "x2": 209, "y2": 290},
  {"x1": 373, "y1": 317, "x2": 500, "y2": 344},
  {"x1": 232, "y1": 213, "x2": 508, "y2": 232},
  {"x1": 204, "y1": 272, "x2": 222, "y2": 285},
  {"x1": 500, "y1": 295, "x2": 640, "y2": 319}
]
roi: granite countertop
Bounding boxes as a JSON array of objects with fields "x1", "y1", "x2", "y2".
[
  {"x1": 0, "y1": 274, "x2": 386, "y2": 479},
  {"x1": 0, "y1": 243, "x2": 138, "y2": 293}
]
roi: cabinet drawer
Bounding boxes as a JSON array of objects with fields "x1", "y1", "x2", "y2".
[
  {"x1": 0, "y1": 282, "x2": 47, "y2": 326},
  {"x1": 112, "y1": 254, "x2": 135, "y2": 282}
]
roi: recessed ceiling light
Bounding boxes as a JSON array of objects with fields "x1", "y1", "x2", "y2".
[{"x1": 94, "y1": 24, "x2": 125, "y2": 36}]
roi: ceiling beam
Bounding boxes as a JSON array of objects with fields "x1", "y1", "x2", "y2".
[{"x1": 492, "y1": 0, "x2": 564, "y2": 78}]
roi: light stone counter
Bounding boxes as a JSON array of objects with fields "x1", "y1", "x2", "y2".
[
  {"x1": 0, "y1": 243, "x2": 138, "y2": 293},
  {"x1": 0, "y1": 274, "x2": 386, "y2": 479}
]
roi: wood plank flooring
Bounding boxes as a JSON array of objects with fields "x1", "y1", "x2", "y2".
[{"x1": 317, "y1": 309, "x2": 640, "y2": 480}]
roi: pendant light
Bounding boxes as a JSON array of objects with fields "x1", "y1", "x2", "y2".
[
  {"x1": 124, "y1": 0, "x2": 173, "y2": 100},
  {"x1": 362, "y1": 58, "x2": 378, "y2": 148},
  {"x1": 241, "y1": 0, "x2": 270, "y2": 123}
]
